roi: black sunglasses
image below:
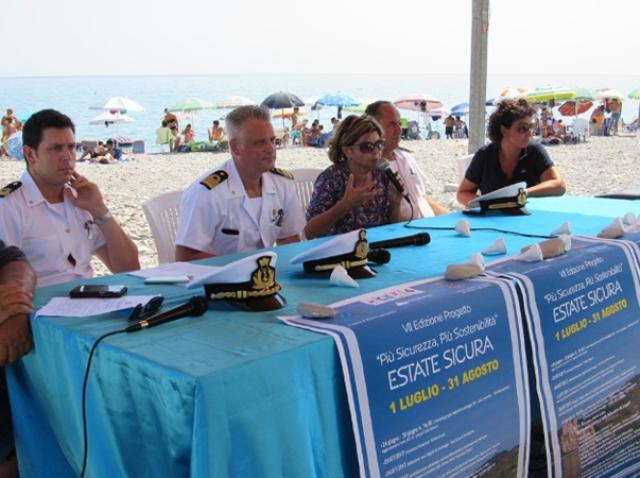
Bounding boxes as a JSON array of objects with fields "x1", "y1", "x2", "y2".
[
  {"x1": 352, "y1": 140, "x2": 385, "y2": 153},
  {"x1": 128, "y1": 295, "x2": 164, "y2": 321}
]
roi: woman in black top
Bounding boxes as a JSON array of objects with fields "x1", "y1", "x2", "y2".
[{"x1": 457, "y1": 98, "x2": 566, "y2": 207}]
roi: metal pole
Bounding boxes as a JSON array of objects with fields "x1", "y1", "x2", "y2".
[{"x1": 468, "y1": 0, "x2": 490, "y2": 154}]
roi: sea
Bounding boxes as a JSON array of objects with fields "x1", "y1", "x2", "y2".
[{"x1": 1, "y1": 73, "x2": 639, "y2": 153}]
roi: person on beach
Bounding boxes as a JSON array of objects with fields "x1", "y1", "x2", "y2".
[
  {"x1": 175, "y1": 105, "x2": 305, "y2": 260},
  {"x1": 365, "y1": 101, "x2": 448, "y2": 220},
  {"x1": 163, "y1": 108, "x2": 178, "y2": 131},
  {"x1": 182, "y1": 124, "x2": 195, "y2": 143},
  {"x1": 0, "y1": 241, "x2": 36, "y2": 478},
  {"x1": 303, "y1": 114, "x2": 402, "y2": 239},
  {"x1": 0, "y1": 109, "x2": 140, "y2": 286},
  {"x1": 457, "y1": 98, "x2": 566, "y2": 207},
  {"x1": 444, "y1": 114, "x2": 455, "y2": 139},
  {"x1": 208, "y1": 120, "x2": 225, "y2": 142}
]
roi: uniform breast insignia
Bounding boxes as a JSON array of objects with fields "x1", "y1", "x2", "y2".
[
  {"x1": 0, "y1": 181, "x2": 22, "y2": 198},
  {"x1": 269, "y1": 168, "x2": 294, "y2": 180},
  {"x1": 271, "y1": 208, "x2": 284, "y2": 227},
  {"x1": 200, "y1": 170, "x2": 228, "y2": 190}
]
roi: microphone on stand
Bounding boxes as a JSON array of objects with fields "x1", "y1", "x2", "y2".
[
  {"x1": 370, "y1": 233, "x2": 431, "y2": 250},
  {"x1": 377, "y1": 160, "x2": 411, "y2": 204},
  {"x1": 125, "y1": 296, "x2": 207, "y2": 333}
]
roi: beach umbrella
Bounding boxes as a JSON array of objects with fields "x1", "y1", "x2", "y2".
[
  {"x1": 595, "y1": 88, "x2": 625, "y2": 101},
  {"x1": 168, "y1": 97, "x2": 216, "y2": 112},
  {"x1": 89, "y1": 111, "x2": 134, "y2": 125},
  {"x1": 451, "y1": 102, "x2": 470, "y2": 116},
  {"x1": 524, "y1": 85, "x2": 575, "y2": 103},
  {"x1": 628, "y1": 88, "x2": 640, "y2": 100},
  {"x1": 90, "y1": 96, "x2": 144, "y2": 112},
  {"x1": 573, "y1": 87, "x2": 597, "y2": 101},
  {"x1": 261, "y1": 92, "x2": 305, "y2": 127},
  {"x1": 261, "y1": 92, "x2": 304, "y2": 110},
  {"x1": 393, "y1": 94, "x2": 443, "y2": 112},
  {"x1": 344, "y1": 98, "x2": 376, "y2": 114},
  {"x1": 215, "y1": 96, "x2": 256, "y2": 109},
  {"x1": 316, "y1": 92, "x2": 359, "y2": 107},
  {"x1": 272, "y1": 108, "x2": 308, "y2": 119},
  {"x1": 315, "y1": 92, "x2": 359, "y2": 119},
  {"x1": 494, "y1": 86, "x2": 531, "y2": 103},
  {"x1": 558, "y1": 100, "x2": 593, "y2": 117}
]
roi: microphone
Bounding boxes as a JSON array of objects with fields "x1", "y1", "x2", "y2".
[
  {"x1": 368, "y1": 248, "x2": 391, "y2": 265},
  {"x1": 370, "y1": 233, "x2": 431, "y2": 250},
  {"x1": 125, "y1": 296, "x2": 207, "y2": 333},
  {"x1": 377, "y1": 160, "x2": 411, "y2": 204}
]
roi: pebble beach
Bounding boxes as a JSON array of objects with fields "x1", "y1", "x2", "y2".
[{"x1": 2, "y1": 136, "x2": 639, "y2": 274}]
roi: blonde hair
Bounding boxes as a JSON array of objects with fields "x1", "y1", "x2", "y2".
[{"x1": 328, "y1": 115, "x2": 383, "y2": 163}]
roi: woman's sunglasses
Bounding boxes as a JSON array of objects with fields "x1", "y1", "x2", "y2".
[
  {"x1": 352, "y1": 140, "x2": 385, "y2": 153},
  {"x1": 515, "y1": 122, "x2": 536, "y2": 134}
]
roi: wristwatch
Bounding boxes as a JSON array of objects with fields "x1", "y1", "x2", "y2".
[{"x1": 91, "y1": 210, "x2": 113, "y2": 225}]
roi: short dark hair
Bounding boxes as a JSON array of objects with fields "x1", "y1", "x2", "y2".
[
  {"x1": 22, "y1": 109, "x2": 75, "y2": 149},
  {"x1": 488, "y1": 99, "x2": 536, "y2": 143},
  {"x1": 213, "y1": 120, "x2": 219, "y2": 126},
  {"x1": 364, "y1": 100, "x2": 393, "y2": 119}
]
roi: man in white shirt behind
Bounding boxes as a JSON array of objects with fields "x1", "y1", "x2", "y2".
[
  {"x1": 365, "y1": 101, "x2": 448, "y2": 221},
  {"x1": 175, "y1": 105, "x2": 305, "y2": 261}
]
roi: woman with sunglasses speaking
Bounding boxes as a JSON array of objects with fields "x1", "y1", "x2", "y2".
[
  {"x1": 457, "y1": 98, "x2": 566, "y2": 207},
  {"x1": 303, "y1": 115, "x2": 402, "y2": 239}
]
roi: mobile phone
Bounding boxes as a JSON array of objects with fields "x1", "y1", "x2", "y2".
[
  {"x1": 69, "y1": 284, "x2": 128, "y2": 298},
  {"x1": 144, "y1": 275, "x2": 191, "y2": 285}
]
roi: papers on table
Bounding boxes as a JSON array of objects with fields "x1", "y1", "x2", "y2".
[
  {"x1": 36, "y1": 296, "x2": 159, "y2": 318},
  {"x1": 127, "y1": 262, "x2": 221, "y2": 287}
]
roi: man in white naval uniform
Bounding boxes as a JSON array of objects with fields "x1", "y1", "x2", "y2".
[
  {"x1": 365, "y1": 101, "x2": 448, "y2": 221},
  {"x1": 175, "y1": 105, "x2": 305, "y2": 261},
  {"x1": 0, "y1": 109, "x2": 140, "y2": 287}
]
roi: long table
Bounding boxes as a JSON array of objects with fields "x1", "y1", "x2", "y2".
[{"x1": 7, "y1": 196, "x2": 635, "y2": 477}]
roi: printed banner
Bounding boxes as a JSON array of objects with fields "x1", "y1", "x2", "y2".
[
  {"x1": 281, "y1": 276, "x2": 530, "y2": 478},
  {"x1": 488, "y1": 236, "x2": 640, "y2": 478}
]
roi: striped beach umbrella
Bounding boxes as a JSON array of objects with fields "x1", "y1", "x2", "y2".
[
  {"x1": 628, "y1": 88, "x2": 640, "y2": 100},
  {"x1": 524, "y1": 86, "x2": 575, "y2": 103}
]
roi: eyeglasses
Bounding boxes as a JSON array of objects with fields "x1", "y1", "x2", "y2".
[
  {"x1": 516, "y1": 122, "x2": 536, "y2": 134},
  {"x1": 128, "y1": 295, "x2": 164, "y2": 321},
  {"x1": 352, "y1": 140, "x2": 385, "y2": 153}
]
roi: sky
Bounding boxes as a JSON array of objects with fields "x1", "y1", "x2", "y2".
[{"x1": 1, "y1": 0, "x2": 639, "y2": 77}]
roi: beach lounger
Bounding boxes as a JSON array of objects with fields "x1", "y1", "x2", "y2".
[{"x1": 142, "y1": 191, "x2": 183, "y2": 264}]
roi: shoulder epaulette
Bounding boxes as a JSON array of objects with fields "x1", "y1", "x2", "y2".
[
  {"x1": 269, "y1": 168, "x2": 294, "y2": 180},
  {"x1": 200, "y1": 170, "x2": 228, "y2": 190},
  {"x1": 0, "y1": 181, "x2": 22, "y2": 198}
]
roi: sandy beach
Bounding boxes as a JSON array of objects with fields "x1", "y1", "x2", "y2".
[{"x1": 2, "y1": 135, "x2": 639, "y2": 274}]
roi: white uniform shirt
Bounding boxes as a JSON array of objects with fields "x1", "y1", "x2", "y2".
[
  {"x1": 389, "y1": 148, "x2": 435, "y2": 220},
  {"x1": 0, "y1": 170, "x2": 105, "y2": 286},
  {"x1": 176, "y1": 158, "x2": 305, "y2": 256}
]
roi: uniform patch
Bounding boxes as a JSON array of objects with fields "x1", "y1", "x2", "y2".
[
  {"x1": 269, "y1": 168, "x2": 294, "y2": 180},
  {"x1": 200, "y1": 170, "x2": 228, "y2": 190},
  {"x1": 0, "y1": 181, "x2": 22, "y2": 198}
]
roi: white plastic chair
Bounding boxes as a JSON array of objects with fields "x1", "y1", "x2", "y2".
[
  {"x1": 456, "y1": 154, "x2": 474, "y2": 185},
  {"x1": 572, "y1": 118, "x2": 588, "y2": 142},
  {"x1": 291, "y1": 168, "x2": 322, "y2": 212},
  {"x1": 142, "y1": 191, "x2": 183, "y2": 264}
]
